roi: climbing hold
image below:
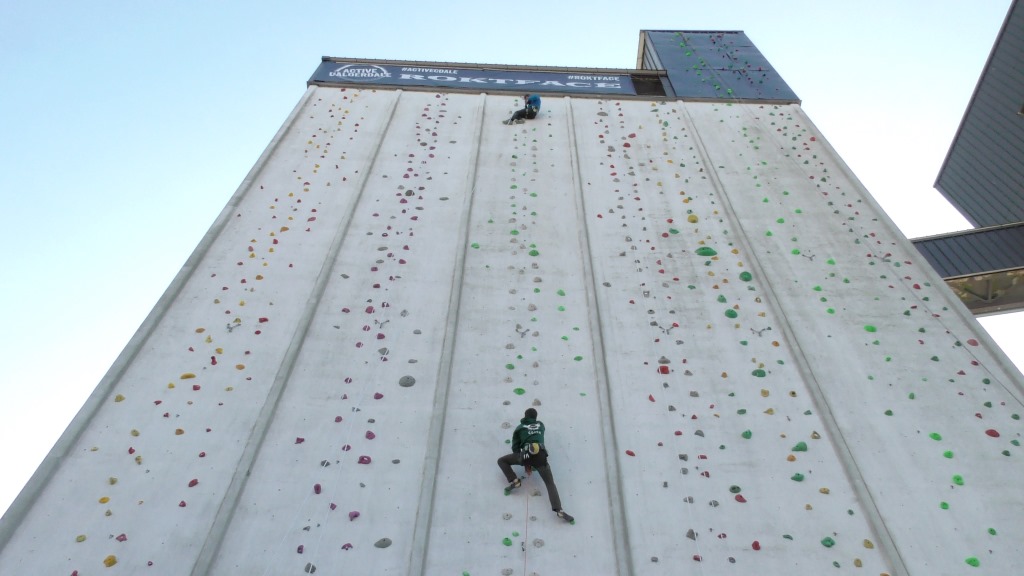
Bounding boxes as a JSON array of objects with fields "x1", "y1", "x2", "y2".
[
  {"x1": 314, "y1": 483, "x2": 322, "y2": 494},
  {"x1": 791, "y1": 473, "x2": 804, "y2": 482},
  {"x1": 695, "y1": 247, "x2": 717, "y2": 257},
  {"x1": 349, "y1": 511, "x2": 360, "y2": 521},
  {"x1": 374, "y1": 538, "x2": 392, "y2": 548},
  {"x1": 741, "y1": 430, "x2": 752, "y2": 439},
  {"x1": 965, "y1": 557, "x2": 980, "y2": 567},
  {"x1": 399, "y1": 376, "x2": 416, "y2": 387},
  {"x1": 952, "y1": 475, "x2": 964, "y2": 486},
  {"x1": 502, "y1": 537, "x2": 513, "y2": 546},
  {"x1": 929, "y1": 432, "x2": 942, "y2": 441},
  {"x1": 305, "y1": 562, "x2": 317, "y2": 573},
  {"x1": 626, "y1": 450, "x2": 636, "y2": 457},
  {"x1": 985, "y1": 429, "x2": 1000, "y2": 438},
  {"x1": 792, "y1": 442, "x2": 807, "y2": 452},
  {"x1": 821, "y1": 537, "x2": 835, "y2": 548},
  {"x1": 863, "y1": 325, "x2": 877, "y2": 333},
  {"x1": 358, "y1": 456, "x2": 372, "y2": 464},
  {"x1": 103, "y1": 555, "x2": 118, "y2": 567}
]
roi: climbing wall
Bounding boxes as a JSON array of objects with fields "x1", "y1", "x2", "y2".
[{"x1": 1, "y1": 87, "x2": 1021, "y2": 576}]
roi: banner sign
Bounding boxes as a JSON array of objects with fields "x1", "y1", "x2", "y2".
[{"x1": 310, "y1": 62, "x2": 636, "y2": 95}]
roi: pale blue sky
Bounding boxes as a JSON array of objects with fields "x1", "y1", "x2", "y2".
[{"x1": 1, "y1": 0, "x2": 1017, "y2": 515}]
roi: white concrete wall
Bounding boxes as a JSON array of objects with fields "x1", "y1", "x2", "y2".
[{"x1": 1, "y1": 87, "x2": 1021, "y2": 576}]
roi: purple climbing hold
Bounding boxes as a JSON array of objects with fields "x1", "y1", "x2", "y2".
[
  {"x1": 349, "y1": 511, "x2": 360, "y2": 521},
  {"x1": 358, "y1": 455, "x2": 372, "y2": 464}
]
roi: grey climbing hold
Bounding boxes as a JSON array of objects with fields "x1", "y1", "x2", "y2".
[
  {"x1": 374, "y1": 538, "x2": 392, "y2": 548},
  {"x1": 304, "y1": 562, "x2": 317, "y2": 573},
  {"x1": 668, "y1": 405, "x2": 676, "y2": 411},
  {"x1": 686, "y1": 529, "x2": 697, "y2": 540},
  {"x1": 694, "y1": 430, "x2": 705, "y2": 437},
  {"x1": 651, "y1": 556, "x2": 659, "y2": 562},
  {"x1": 689, "y1": 391, "x2": 699, "y2": 397},
  {"x1": 391, "y1": 459, "x2": 400, "y2": 464},
  {"x1": 709, "y1": 500, "x2": 720, "y2": 507},
  {"x1": 399, "y1": 376, "x2": 416, "y2": 387}
]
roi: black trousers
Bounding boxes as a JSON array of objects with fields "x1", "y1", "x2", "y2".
[
  {"x1": 510, "y1": 106, "x2": 539, "y2": 122},
  {"x1": 497, "y1": 452, "x2": 562, "y2": 511}
]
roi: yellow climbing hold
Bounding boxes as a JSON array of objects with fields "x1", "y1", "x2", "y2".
[
  {"x1": 687, "y1": 214, "x2": 698, "y2": 223},
  {"x1": 819, "y1": 487, "x2": 830, "y2": 495},
  {"x1": 235, "y1": 364, "x2": 246, "y2": 370},
  {"x1": 195, "y1": 328, "x2": 206, "y2": 333},
  {"x1": 181, "y1": 373, "x2": 196, "y2": 380},
  {"x1": 215, "y1": 348, "x2": 223, "y2": 354},
  {"x1": 130, "y1": 429, "x2": 139, "y2": 437},
  {"x1": 114, "y1": 394, "x2": 125, "y2": 403},
  {"x1": 760, "y1": 389, "x2": 770, "y2": 397},
  {"x1": 863, "y1": 539, "x2": 875, "y2": 549},
  {"x1": 98, "y1": 496, "x2": 110, "y2": 504},
  {"x1": 76, "y1": 534, "x2": 86, "y2": 543},
  {"x1": 805, "y1": 504, "x2": 813, "y2": 510},
  {"x1": 103, "y1": 555, "x2": 117, "y2": 567},
  {"x1": 175, "y1": 428, "x2": 185, "y2": 435},
  {"x1": 168, "y1": 383, "x2": 175, "y2": 389},
  {"x1": 108, "y1": 477, "x2": 118, "y2": 485},
  {"x1": 854, "y1": 558, "x2": 863, "y2": 567},
  {"x1": 764, "y1": 408, "x2": 775, "y2": 415},
  {"x1": 786, "y1": 454, "x2": 796, "y2": 462}
]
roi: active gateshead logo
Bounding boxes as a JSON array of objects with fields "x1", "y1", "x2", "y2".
[{"x1": 328, "y1": 64, "x2": 391, "y2": 81}]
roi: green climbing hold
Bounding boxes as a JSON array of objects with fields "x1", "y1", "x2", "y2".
[
  {"x1": 821, "y1": 537, "x2": 835, "y2": 548},
  {"x1": 751, "y1": 369, "x2": 766, "y2": 377},
  {"x1": 695, "y1": 247, "x2": 717, "y2": 257},
  {"x1": 929, "y1": 432, "x2": 942, "y2": 441},
  {"x1": 510, "y1": 229, "x2": 519, "y2": 235},
  {"x1": 790, "y1": 249, "x2": 801, "y2": 255},
  {"x1": 557, "y1": 289, "x2": 566, "y2": 296},
  {"x1": 792, "y1": 441, "x2": 808, "y2": 452},
  {"x1": 502, "y1": 537, "x2": 513, "y2": 546},
  {"x1": 717, "y1": 294, "x2": 727, "y2": 303},
  {"x1": 953, "y1": 475, "x2": 964, "y2": 486},
  {"x1": 513, "y1": 388, "x2": 525, "y2": 395},
  {"x1": 791, "y1": 473, "x2": 804, "y2": 482},
  {"x1": 739, "y1": 271, "x2": 752, "y2": 282},
  {"x1": 574, "y1": 356, "x2": 583, "y2": 361},
  {"x1": 741, "y1": 430, "x2": 752, "y2": 439},
  {"x1": 729, "y1": 485, "x2": 742, "y2": 493},
  {"x1": 864, "y1": 325, "x2": 877, "y2": 333},
  {"x1": 909, "y1": 392, "x2": 916, "y2": 400},
  {"x1": 966, "y1": 557, "x2": 980, "y2": 567},
  {"x1": 737, "y1": 409, "x2": 747, "y2": 415},
  {"x1": 944, "y1": 451, "x2": 954, "y2": 459},
  {"x1": 529, "y1": 249, "x2": 540, "y2": 257},
  {"x1": 471, "y1": 242, "x2": 480, "y2": 249},
  {"x1": 884, "y1": 409, "x2": 893, "y2": 416},
  {"x1": 988, "y1": 528, "x2": 997, "y2": 535},
  {"x1": 724, "y1": 309, "x2": 738, "y2": 319},
  {"x1": 940, "y1": 501, "x2": 949, "y2": 509}
]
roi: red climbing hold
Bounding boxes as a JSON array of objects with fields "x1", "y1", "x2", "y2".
[
  {"x1": 314, "y1": 483, "x2": 322, "y2": 494},
  {"x1": 752, "y1": 540, "x2": 761, "y2": 551},
  {"x1": 626, "y1": 450, "x2": 636, "y2": 457},
  {"x1": 735, "y1": 494, "x2": 747, "y2": 503},
  {"x1": 985, "y1": 429, "x2": 1001, "y2": 438},
  {"x1": 116, "y1": 533, "x2": 127, "y2": 542},
  {"x1": 358, "y1": 455, "x2": 372, "y2": 464},
  {"x1": 295, "y1": 437, "x2": 305, "y2": 444},
  {"x1": 188, "y1": 479, "x2": 198, "y2": 488},
  {"x1": 374, "y1": 392, "x2": 384, "y2": 400},
  {"x1": 649, "y1": 394, "x2": 656, "y2": 402}
]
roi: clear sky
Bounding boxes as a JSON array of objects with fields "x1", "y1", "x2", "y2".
[{"x1": 1, "y1": 0, "x2": 1017, "y2": 517}]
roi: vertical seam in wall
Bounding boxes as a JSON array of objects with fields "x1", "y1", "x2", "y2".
[
  {"x1": 567, "y1": 97, "x2": 634, "y2": 576},
  {"x1": 0, "y1": 85, "x2": 319, "y2": 549},
  {"x1": 678, "y1": 101, "x2": 910, "y2": 576},
  {"x1": 190, "y1": 88, "x2": 405, "y2": 576},
  {"x1": 409, "y1": 91, "x2": 487, "y2": 576}
]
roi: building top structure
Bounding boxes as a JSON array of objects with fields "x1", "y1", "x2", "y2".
[
  {"x1": 913, "y1": 0, "x2": 1024, "y2": 315},
  {"x1": 310, "y1": 30, "x2": 799, "y2": 103}
]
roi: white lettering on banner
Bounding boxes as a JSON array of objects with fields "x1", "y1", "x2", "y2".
[
  {"x1": 401, "y1": 67, "x2": 459, "y2": 75},
  {"x1": 567, "y1": 75, "x2": 621, "y2": 81},
  {"x1": 329, "y1": 64, "x2": 390, "y2": 80},
  {"x1": 390, "y1": 73, "x2": 622, "y2": 90}
]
